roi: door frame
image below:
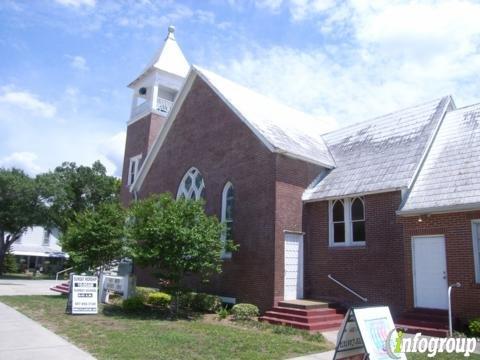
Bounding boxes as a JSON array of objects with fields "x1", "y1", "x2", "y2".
[
  {"x1": 283, "y1": 231, "x2": 304, "y2": 300},
  {"x1": 411, "y1": 234, "x2": 448, "y2": 309}
]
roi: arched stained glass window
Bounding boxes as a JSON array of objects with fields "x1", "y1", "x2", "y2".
[
  {"x1": 177, "y1": 167, "x2": 205, "y2": 200},
  {"x1": 221, "y1": 182, "x2": 234, "y2": 259},
  {"x1": 351, "y1": 197, "x2": 365, "y2": 242},
  {"x1": 332, "y1": 200, "x2": 345, "y2": 243}
]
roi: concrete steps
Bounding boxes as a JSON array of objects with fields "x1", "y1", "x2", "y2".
[
  {"x1": 396, "y1": 308, "x2": 449, "y2": 337},
  {"x1": 260, "y1": 300, "x2": 345, "y2": 332},
  {"x1": 50, "y1": 282, "x2": 69, "y2": 295}
]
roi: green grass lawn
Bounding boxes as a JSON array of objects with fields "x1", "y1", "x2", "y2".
[{"x1": 0, "y1": 295, "x2": 330, "y2": 360}]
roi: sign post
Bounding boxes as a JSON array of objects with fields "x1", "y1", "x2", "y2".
[
  {"x1": 334, "y1": 306, "x2": 407, "y2": 360},
  {"x1": 66, "y1": 275, "x2": 98, "y2": 315}
]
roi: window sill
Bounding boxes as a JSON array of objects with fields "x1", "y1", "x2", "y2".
[{"x1": 328, "y1": 243, "x2": 366, "y2": 249}]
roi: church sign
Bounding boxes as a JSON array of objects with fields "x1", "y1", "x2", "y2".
[
  {"x1": 67, "y1": 275, "x2": 98, "y2": 315},
  {"x1": 334, "y1": 306, "x2": 406, "y2": 360}
]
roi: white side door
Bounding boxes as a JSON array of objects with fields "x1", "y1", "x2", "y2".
[
  {"x1": 412, "y1": 235, "x2": 448, "y2": 309},
  {"x1": 284, "y1": 233, "x2": 304, "y2": 300}
]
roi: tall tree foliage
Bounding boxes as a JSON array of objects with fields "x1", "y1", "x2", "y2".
[
  {"x1": 0, "y1": 168, "x2": 44, "y2": 274},
  {"x1": 61, "y1": 202, "x2": 127, "y2": 271},
  {"x1": 37, "y1": 161, "x2": 120, "y2": 232},
  {"x1": 128, "y1": 193, "x2": 237, "y2": 288}
]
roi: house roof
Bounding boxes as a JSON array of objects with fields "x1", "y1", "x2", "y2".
[
  {"x1": 195, "y1": 66, "x2": 335, "y2": 168},
  {"x1": 398, "y1": 103, "x2": 480, "y2": 215},
  {"x1": 132, "y1": 66, "x2": 336, "y2": 192},
  {"x1": 302, "y1": 96, "x2": 454, "y2": 201},
  {"x1": 128, "y1": 26, "x2": 190, "y2": 87},
  {"x1": 11, "y1": 244, "x2": 68, "y2": 258}
]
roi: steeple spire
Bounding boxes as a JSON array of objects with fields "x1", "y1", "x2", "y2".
[{"x1": 129, "y1": 25, "x2": 190, "y2": 87}]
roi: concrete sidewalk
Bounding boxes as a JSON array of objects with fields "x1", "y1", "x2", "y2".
[
  {"x1": 0, "y1": 301, "x2": 95, "y2": 360},
  {"x1": 0, "y1": 279, "x2": 59, "y2": 296}
]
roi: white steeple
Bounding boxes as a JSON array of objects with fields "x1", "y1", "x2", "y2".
[{"x1": 128, "y1": 26, "x2": 190, "y2": 123}]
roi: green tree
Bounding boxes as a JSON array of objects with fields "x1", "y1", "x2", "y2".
[
  {"x1": 0, "y1": 168, "x2": 44, "y2": 275},
  {"x1": 61, "y1": 202, "x2": 127, "y2": 272},
  {"x1": 37, "y1": 161, "x2": 120, "y2": 232},
  {"x1": 128, "y1": 193, "x2": 237, "y2": 288}
]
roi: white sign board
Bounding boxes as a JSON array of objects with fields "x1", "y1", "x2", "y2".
[
  {"x1": 334, "y1": 306, "x2": 406, "y2": 360},
  {"x1": 71, "y1": 275, "x2": 98, "y2": 314}
]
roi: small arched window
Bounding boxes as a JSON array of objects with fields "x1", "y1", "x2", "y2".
[
  {"x1": 177, "y1": 167, "x2": 205, "y2": 200},
  {"x1": 221, "y1": 182, "x2": 234, "y2": 258},
  {"x1": 332, "y1": 199, "x2": 345, "y2": 243},
  {"x1": 351, "y1": 197, "x2": 365, "y2": 242}
]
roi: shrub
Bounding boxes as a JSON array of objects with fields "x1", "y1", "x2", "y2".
[
  {"x1": 136, "y1": 287, "x2": 157, "y2": 302},
  {"x1": 231, "y1": 303, "x2": 259, "y2": 321},
  {"x1": 192, "y1": 293, "x2": 222, "y2": 313},
  {"x1": 469, "y1": 318, "x2": 480, "y2": 337},
  {"x1": 122, "y1": 295, "x2": 145, "y2": 312},
  {"x1": 147, "y1": 292, "x2": 172, "y2": 308},
  {"x1": 216, "y1": 307, "x2": 230, "y2": 320},
  {"x1": 177, "y1": 291, "x2": 197, "y2": 310}
]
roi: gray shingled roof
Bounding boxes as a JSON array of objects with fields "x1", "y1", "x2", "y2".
[
  {"x1": 303, "y1": 96, "x2": 454, "y2": 201},
  {"x1": 399, "y1": 103, "x2": 480, "y2": 214}
]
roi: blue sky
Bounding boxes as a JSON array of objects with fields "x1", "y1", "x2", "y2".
[{"x1": 1, "y1": 0, "x2": 480, "y2": 177}]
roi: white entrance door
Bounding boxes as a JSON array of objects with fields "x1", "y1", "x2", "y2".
[
  {"x1": 412, "y1": 236, "x2": 448, "y2": 309},
  {"x1": 284, "y1": 233, "x2": 304, "y2": 300}
]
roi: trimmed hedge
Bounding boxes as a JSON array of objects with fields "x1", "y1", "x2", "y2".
[
  {"x1": 122, "y1": 295, "x2": 145, "y2": 312},
  {"x1": 136, "y1": 287, "x2": 157, "y2": 302},
  {"x1": 147, "y1": 292, "x2": 172, "y2": 308},
  {"x1": 231, "y1": 303, "x2": 259, "y2": 321},
  {"x1": 177, "y1": 291, "x2": 222, "y2": 313}
]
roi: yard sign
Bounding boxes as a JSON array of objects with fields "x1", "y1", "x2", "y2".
[
  {"x1": 334, "y1": 306, "x2": 406, "y2": 360},
  {"x1": 67, "y1": 274, "x2": 98, "y2": 315}
]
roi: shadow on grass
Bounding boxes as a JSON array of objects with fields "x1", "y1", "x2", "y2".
[{"x1": 102, "y1": 303, "x2": 203, "y2": 322}]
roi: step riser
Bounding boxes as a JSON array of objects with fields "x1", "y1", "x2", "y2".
[
  {"x1": 271, "y1": 307, "x2": 340, "y2": 317},
  {"x1": 260, "y1": 317, "x2": 342, "y2": 331},
  {"x1": 264, "y1": 312, "x2": 344, "y2": 324}
]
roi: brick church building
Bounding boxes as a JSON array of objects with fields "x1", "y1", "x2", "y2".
[{"x1": 121, "y1": 27, "x2": 480, "y2": 331}]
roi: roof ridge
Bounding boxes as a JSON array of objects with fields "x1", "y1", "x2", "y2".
[
  {"x1": 448, "y1": 101, "x2": 480, "y2": 112},
  {"x1": 322, "y1": 96, "x2": 450, "y2": 137}
]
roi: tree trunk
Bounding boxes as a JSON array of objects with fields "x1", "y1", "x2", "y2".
[
  {"x1": 0, "y1": 244, "x2": 7, "y2": 276},
  {"x1": 0, "y1": 232, "x2": 18, "y2": 276}
]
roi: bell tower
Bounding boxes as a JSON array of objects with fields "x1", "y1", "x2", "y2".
[{"x1": 121, "y1": 26, "x2": 190, "y2": 204}]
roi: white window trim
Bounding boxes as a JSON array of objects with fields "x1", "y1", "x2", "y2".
[
  {"x1": 221, "y1": 182, "x2": 233, "y2": 259},
  {"x1": 128, "y1": 154, "x2": 142, "y2": 186},
  {"x1": 176, "y1": 167, "x2": 205, "y2": 200},
  {"x1": 472, "y1": 220, "x2": 480, "y2": 283},
  {"x1": 329, "y1": 197, "x2": 366, "y2": 247}
]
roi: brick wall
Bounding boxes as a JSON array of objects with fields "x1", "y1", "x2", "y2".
[
  {"x1": 120, "y1": 113, "x2": 166, "y2": 205},
  {"x1": 273, "y1": 155, "x2": 323, "y2": 304},
  {"x1": 303, "y1": 191, "x2": 406, "y2": 315},
  {"x1": 400, "y1": 210, "x2": 480, "y2": 320},
  {"x1": 135, "y1": 76, "x2": 277, "y2": 311}
]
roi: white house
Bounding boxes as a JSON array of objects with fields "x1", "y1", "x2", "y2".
[{"x1": 10, "y1": 227, "x2": 68, "y2": 273}]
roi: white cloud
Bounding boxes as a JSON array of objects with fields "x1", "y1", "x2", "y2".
[
  {"x1": 214, "y1": 0, "x2": 480, "y2": 126},
  {"x1": 0, "y1": 87, "x2": 56, "y2": 118},
  {"x1": 0, "y1": 152, "x2": 43, "y2": 175},
  {"x1": 98, "y1": 131, "x2": 126, "y2": 177},
  {"x1": 55, "y1": 0, "x2": 96, "y2": 8},
  {"x1": 68, "y1": 55, "x2": 89, "y2": 71}
]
